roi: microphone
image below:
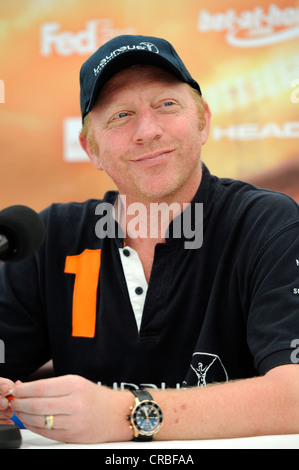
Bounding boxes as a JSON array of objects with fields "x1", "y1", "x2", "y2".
[
  {"x1": 0, "y1": 205, "x2": 45, "y2": 262},
  {"x1": 0, "y1": 204, "x2": 45, "y2": 447},
  {"x1": 0, "y1": 425, "x2": 22, "y2": 449}
]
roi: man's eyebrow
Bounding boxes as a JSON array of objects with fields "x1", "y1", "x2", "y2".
[{"x1": 102, "y1": 102, "x2": 133, "y2": 118}]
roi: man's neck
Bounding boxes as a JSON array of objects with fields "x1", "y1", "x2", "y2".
[{"x1": 116, "y1": 165, "x2": 203, "y2": 246}]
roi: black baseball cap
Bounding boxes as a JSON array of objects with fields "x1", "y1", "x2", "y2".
[{"x1": 80, "y1": 34, "x2": 201, "y2": 121}]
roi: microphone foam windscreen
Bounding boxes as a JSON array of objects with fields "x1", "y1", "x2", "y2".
[{"x1": 0, "y1": 205, "x2": 45, "y2": 262}]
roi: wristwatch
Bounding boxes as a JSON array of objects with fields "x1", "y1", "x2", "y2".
[{"x1": 127, "y1": 389, "x2": 163, "y2": 441}]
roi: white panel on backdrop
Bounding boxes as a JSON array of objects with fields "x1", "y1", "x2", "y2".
[{"x1": 63, "y1": 118, "x2": 88, "y2": 162}]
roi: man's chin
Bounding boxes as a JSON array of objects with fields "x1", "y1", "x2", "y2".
[{"x1": 131, "y1": 178, "x2": 182, "y2": 202}]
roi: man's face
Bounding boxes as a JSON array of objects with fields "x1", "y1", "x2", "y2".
[{"x1": 81, "y1": 65, "x2": 210, "y2": 203}]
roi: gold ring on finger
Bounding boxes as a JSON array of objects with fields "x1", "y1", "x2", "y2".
[{"x1": 44, "y1": 414, "x2": 54, "y2": 430}]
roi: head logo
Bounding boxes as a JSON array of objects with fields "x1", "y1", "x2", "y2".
[
  {"x1": 198, "y1": 4, "x2": 299, "y2": 47},
  {"x1": 182, "y1": 352, "x2": 228, "y2": 387}
]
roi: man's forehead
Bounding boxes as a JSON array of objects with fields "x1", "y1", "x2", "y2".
[{"x1": 96, "y1": 64, "x2": 183, "y2": 103}]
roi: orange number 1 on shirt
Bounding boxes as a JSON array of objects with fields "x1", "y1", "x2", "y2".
[{"x1": 64, "y1": 249, "x2": 101, "y2": 338}]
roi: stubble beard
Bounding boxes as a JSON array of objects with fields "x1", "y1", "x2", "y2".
[{"x1": 124, "y1": 153, "x2": 202, "y2": 205}]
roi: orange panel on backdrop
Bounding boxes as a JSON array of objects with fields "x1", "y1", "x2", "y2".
[{"x1": 0, "y1": 0, "x2": 298, "y2": 212}]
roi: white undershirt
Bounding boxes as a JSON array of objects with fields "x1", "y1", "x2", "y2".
[{"x1": 119, "y1": 246, "x2": 148, "y2": 332}]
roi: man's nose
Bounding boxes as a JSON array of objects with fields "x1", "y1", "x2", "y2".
[{"x1": 132, "y1": 110, "x2": 163, "y2": 144}]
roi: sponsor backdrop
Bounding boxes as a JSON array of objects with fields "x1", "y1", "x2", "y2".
[{"x1": 0, "y1": 0, "x2": 299, "y2": 212}]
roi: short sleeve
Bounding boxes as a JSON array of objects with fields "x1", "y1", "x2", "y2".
[{"x1": 247, "y1": 224, "x2": 299, "y2": 375}]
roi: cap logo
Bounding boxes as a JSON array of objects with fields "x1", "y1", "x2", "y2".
[{"x1": 93, "y1": 42, "x2": 160, "y2": 76}]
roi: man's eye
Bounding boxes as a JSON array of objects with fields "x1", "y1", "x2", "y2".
[
  {"x1": 162, "y1": 101, "x2": 174, "y2": 107},
  {"x1": 108, "y1": 112, "x2": 131, "y2": 126},
  {"x1": 116, "y1": 112, "x2": 129, "y2": 119}
]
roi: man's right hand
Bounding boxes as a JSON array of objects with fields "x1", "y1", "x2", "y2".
[{"x1": 0, "y1": 378, "x2": 15, "y2": 424}]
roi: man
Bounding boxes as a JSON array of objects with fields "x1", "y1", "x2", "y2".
[{"x1": 0, "y1": 35, "x2": 299, "y2": 444}]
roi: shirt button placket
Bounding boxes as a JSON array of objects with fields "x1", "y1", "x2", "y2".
[{"x1": 135, "y1": 286, "x2": 144, "y2": 295}]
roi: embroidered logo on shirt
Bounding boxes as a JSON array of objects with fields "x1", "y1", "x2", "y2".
[{"x1": 182, "y1": 352, "x2": 228, "y2": 387}]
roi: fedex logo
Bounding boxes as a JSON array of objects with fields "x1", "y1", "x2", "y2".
[
  {"x1": 40, "y1": 20, "x2": 135, "y2": 56},
  {"x1": 41, "y1": 21, "x2": 100, "y2": 56}
]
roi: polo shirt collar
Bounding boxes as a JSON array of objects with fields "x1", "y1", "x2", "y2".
[{"x1": 166, "y1": 162, "x2": 216, "y2": 244}]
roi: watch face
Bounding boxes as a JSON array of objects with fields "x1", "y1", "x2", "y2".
[{"x1": 133, "y1": 400, "x2": 163, "y2": 436}]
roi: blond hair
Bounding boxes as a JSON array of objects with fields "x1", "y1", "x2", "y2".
[{"x1": 80, "y1": 84, "x2": 206, "y2": 156}]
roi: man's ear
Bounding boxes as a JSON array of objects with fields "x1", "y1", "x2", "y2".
[
  {"x1": 79, "y1": 134, "x2": 103, "y2": 171},
  {"x1": 201, "y1": 102, "x2": 211, "y2": 146}
]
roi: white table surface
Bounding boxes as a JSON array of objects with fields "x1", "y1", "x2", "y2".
[{"x1": 19, "y1": 429, "x2": 299, "y2": 449}]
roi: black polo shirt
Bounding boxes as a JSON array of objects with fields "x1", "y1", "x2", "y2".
[{"x1": 0, "y1": 164, "x2": 299, "y2": 389}]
